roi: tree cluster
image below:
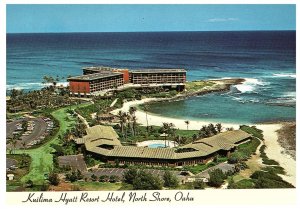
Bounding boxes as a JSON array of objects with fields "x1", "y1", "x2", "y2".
[
  {"x1": 123, "y1": 168, "x2": 163, "y2": 190},
  {"x1": 198, "y1": 123, "x2": 222, "y2": 139},
  {"x1": 208, "y1": 168, "x2": 227, "y2": 187}
]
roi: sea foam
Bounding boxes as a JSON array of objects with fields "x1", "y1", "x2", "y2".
[
  {"x1": 272, "y1": 73, "x2": 296, "y2": 78},
  {"x1": 6, "y1": 82, "x2": 69, "y2": 90},
  {"x1": 234, "y1": 78, "x2": 265, "y2": 93}
]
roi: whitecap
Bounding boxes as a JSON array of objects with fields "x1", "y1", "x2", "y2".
[
  {"x1": 6, "y1": 82, "x2": 69, "y2": 90},
  {"x1": 234, "y1": 78, "x2": 266, "y2": 93},
  {"x1": 272, "y1": 73, "x2": 296, "y2": 78}
]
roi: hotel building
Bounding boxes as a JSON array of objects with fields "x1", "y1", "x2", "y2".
[
  {"x1": 68, "y1": 71, "x2": 124, "y2": 96},
  {"x1": 74, "y1": 125, "x2": 252, "y2": 167},
  {"x1": 68, "y1": 66, "x2": 187, "y2": 96}
]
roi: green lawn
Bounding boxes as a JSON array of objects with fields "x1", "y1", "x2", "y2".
[
  {"x1": 185, "y1": 81, "x2": 215, "y2": 93},
  {"x1": 14, "y1": 103, "x2": 90, "y2": 185},
  {"x1": 72, "y1": 181, "x2": 124, "y2": 191},
  {"x1": 123, "y1": 125, "x2": 198, "y2": 144}
]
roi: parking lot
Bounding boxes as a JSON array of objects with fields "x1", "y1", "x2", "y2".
[
  {"x1": 6, "y1": 117, "x2": 54, "y2": 149},
  {"x1": 6, "y1": 158, "x2": 18, "y2": 172}
]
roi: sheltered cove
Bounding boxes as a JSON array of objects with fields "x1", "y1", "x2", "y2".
[{"x1": 75, "y1": 125, "x2": 252, "y2": 166}]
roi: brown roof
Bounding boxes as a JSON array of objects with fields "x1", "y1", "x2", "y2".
[
  {"x1": 75, "y1": 125, "x2": 120, "y2": 145},
  {"x1": 57, "y1": 154, "x2": 87, "y2": 172},
  {"x1": 78, "y1": 125, "x2": 252, "y2": 160},
  {"x1": 131, "y1": 69, "x2": 186, "y2": 73},
  {"x1": 67, "y1": 71, "x2": 123, "y2": 81},
  {"x1": 82, "y1": 66, "x2": 128, "y2": 72}
]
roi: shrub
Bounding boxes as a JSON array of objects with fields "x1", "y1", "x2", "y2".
[
  {"x1": 132, "y1": 170, "x2": 163, "y2": 190},
  {"x1": 228, "y1": 156, "x2": 239, "y2": 164},
  {"x1": 193, "y1": 180, "x2": 206, "y2": 189},
  {"x1": 240, "y1": 125, "x2": 264, "y2": 140},
  {"x1": 25, "y1": 180, "x2": 33, "y2": 188},
  {"x1": 66, "y1": 171, "x2": 80, "y2": 182},
  {"x1": 250, "y1": 171, "x2": 294, "y2": 188},
  {"x1": 48, "y1": 172, "x2": 59, "y2": 186},
  {"x1": 228, "y1": 179, "x2": 255, "y2": 189},
  {"x1": 123, "y1": 168, "x2": 139, "y2": 184},
  {"x1": 109, "y1": 175, "x2": 119, "y2": 183},
  {"x1": 91, "y1": 174, "x2": 98, "y2": 181},
  {"x1": 163, "y1": 170, "x2": 179, "y2": 188},
  {"x1": 208, "y1": 168, "x2": 226, "y2": 187}
]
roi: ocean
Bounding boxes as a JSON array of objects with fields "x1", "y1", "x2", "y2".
[{"x1": 6, "y1": 31, "x2": 296, "y2": 124}]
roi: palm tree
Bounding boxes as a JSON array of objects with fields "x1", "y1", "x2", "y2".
[
  {"x1": 144, "y1": 105, "x2": 149, "y2": 132},
  {"x1": 129, "y1": 106, "x2": 137, "y2": 117},
  {"x1": 118, "y1": 111, "x2": 125, "y2": 137},
  {"x1": 126, "y1": 113, "x2": 133, "y2": 138},
  {"x1": 184, "y1": 120, "x2": 190, "y2": 130},
  {"x1": 121, "y1": 112, "x2": 128, "y2": 140},
  {"x1": 129, "y1": 107, "x2": 137, "y2": 136},
  {"x1": 215, "y1": 123, "x2": 222, "y2": 133},
  {"x1": 132, "y1": 115, "x2": 138, "y2": 137},
  {"x1": 162, "y1": 122, "x2": 170, "y2": 147}
]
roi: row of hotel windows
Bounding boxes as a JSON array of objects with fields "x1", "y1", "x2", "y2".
[
  {"x1": 132, "y1": 77, "x2": 186, "y2": 84},
  {"x1": 70, "y1": 78, "x2": 123, "y2": 93},
  {"x1": 110, "y1": 157, "x2": 210, "y2": 166},
  {"x1": 90, "y1": 78, "x2": 123, "y2": 92}
]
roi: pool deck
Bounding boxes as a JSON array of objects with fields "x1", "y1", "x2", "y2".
[{"x1": 136, "y1": 140, "x2": 178, "y2": 148}]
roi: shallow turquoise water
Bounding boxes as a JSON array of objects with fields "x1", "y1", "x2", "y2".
[
  {"x1": 143, "y1": 91, "x2": 295, "y2": 124},
  {"x1": 148, "y1": 143, "x2": 166, "y2": 148},
  {"x1": 7, "y1": 31, "x2": 295, "y2": 123}
]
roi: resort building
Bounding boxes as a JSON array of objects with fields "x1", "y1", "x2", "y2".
[
  {"x1": 68, "y1": 71, "x2": 124, "y2": 96},
  {"x1": 68, "y1": 66, "x2": 187, "y2": 96},
  {"x1": 82, "y1": 66, "x2": 130, "y2": 83},
  {"x1": 130, "y1": 69, "x2": 186, "y2": 91},
  {"x1": 75, "y1": 125, "x2": 252, "y2": 167},
  {"x1": 130, "y1": 69, "x2": 186, "y2": 84}
]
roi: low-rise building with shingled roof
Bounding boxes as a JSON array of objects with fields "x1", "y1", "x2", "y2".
[{"x1": 74, "y1": 125, "x2": 252, "y2": 167}]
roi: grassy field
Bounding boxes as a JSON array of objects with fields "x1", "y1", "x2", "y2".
[
  {"x1": 72, "y1": 182, "x2": 125, "y2": 191},
  {"x1": 13, "y1": 103, "x2": 90, "y2": 185},
  {"x1": 185, "y1": 81, "x2": 215, "y2": 93},
  {"x1": 182, "y1": 157, "x2": 228, "y2": 174},
  {"x1": 123, "y1": 125, "x2": 199, "y2": 144}
]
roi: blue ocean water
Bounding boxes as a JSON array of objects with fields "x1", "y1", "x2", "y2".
[{"x1": 7, "y1": 31, "x2": 296, "y2": 123}]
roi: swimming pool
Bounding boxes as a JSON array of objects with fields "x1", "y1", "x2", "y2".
[
  {"x1": 148, "y1": 143, "x2": 166, "y2": 148},
  {"x1": 136, "y1": 140, "x2": 177, "y2": 148}
]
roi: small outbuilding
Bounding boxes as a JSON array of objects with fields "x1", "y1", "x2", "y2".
[{"x1": 7, "y1": 174, "x2": 14, "y2": 181}]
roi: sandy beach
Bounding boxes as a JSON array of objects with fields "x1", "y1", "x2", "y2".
[
  {"x1": 256, "y1": 124, "x2": 296, "y2": 186},
  {"x1": 111, "y1": 98, "x2": 296, "y2": 186},
  {"x1": 111, "y1": 98, "x2": 241, "y2": 130}
]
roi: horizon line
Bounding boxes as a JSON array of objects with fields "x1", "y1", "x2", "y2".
[{"x1": 6, "y1": 29, "x2": 296, "y2": 34}]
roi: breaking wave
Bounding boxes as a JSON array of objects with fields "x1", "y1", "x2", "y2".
[
  {"x1": 6, "y1": 82, "x2": 69, "y2": 90},
  {"x1": 272, "y1": 73, "x2": 296, "y2": 78},
  {"x1": 234, "y1": 78, "x2": 267, "y2": 93}
]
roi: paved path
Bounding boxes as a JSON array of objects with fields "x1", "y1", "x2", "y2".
[
  {"x1": 76, "y1": 112, "x2": 90, "y2": 128},
  {"x1": 6, "y1": 158, "x2": 18, "y2": 169},
  {"x1": 110, "y1": 98, "x2": 118, "y2": 107}
]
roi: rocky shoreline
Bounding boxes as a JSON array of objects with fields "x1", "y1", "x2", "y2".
[
  {"x1": 138, "y1": 78, "x2": 245, "y2": 106},
  {"x1": 276, "y1": 122, "x2": 296, "y2": 160}
]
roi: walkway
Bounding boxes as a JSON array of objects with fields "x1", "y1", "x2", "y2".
[
  {"x1": 75, "y1": 111, "x2": 90, "y2": 128},
  {"x1": 110, "y1": 98, "x2": 118, "y2": 108}
]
